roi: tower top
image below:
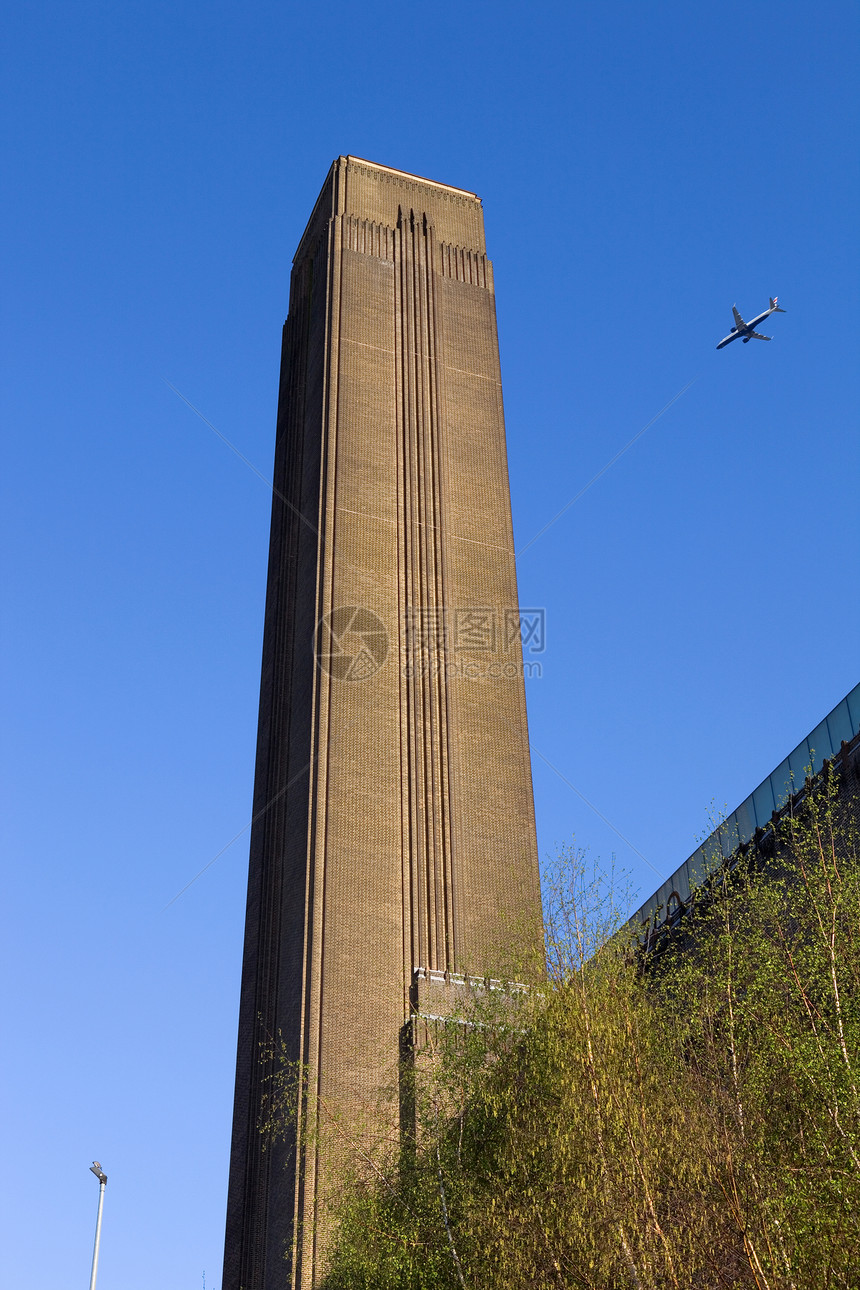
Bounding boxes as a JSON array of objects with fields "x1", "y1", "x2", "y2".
[
  {"x1": 294, "y1": 155, "x2": 486, "y2": 266},
  {"x1": 342, "y1": 156, "x2": 480, "y2": 200}
]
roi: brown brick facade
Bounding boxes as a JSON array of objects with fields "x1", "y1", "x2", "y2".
[{"x1": 223, "y1": 158, "x2": 543, "y2": 1289}]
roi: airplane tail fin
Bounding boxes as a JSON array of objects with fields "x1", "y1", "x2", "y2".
[{"x1": 770, "y1": 296, "x2": 786, "y2": 313}]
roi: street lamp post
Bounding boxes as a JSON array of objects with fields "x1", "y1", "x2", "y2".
[{"x1": 88, "y1": 1162, "x2": 107, "y2": 1290}]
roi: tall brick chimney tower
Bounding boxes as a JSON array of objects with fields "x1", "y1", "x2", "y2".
[{"x1": 223, "y1": 157, "x2": 542, "y2": 1288}]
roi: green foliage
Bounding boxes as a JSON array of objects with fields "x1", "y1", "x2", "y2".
[
  {"x1": 656, "y1": 772, "x2": 860, "y2": 1286},
  {"x1": 313, "y1": 781, "x2": 860, "y2": 1289}
]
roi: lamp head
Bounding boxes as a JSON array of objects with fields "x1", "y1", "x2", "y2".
[{"x1": 90, "y1": 1162, "x2": 108, "y2": 1185}]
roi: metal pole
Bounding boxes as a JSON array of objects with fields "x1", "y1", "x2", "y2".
[{"x1": 88, "y1": 1164, "x2": 107, "y2": 1290}]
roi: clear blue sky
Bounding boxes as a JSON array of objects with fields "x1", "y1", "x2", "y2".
[{"x1": 2, "y1": 4, "x2": 858, "y2": 1286}]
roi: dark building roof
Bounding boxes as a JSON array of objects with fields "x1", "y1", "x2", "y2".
[{"x1": 627, "y1": 681, "x2": 860, "y2": 946}]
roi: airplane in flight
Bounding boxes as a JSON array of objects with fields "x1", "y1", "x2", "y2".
[{"x1": 716, "y1": 297, "x2": 786, "y2": 349}]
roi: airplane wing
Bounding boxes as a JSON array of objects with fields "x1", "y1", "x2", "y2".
[
  {"x1": 732, "y1": 305, "x2": 745, "y2": 328},
  {"x1": 748, "y1": 331, "x2": 771, "y2": 341}
]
